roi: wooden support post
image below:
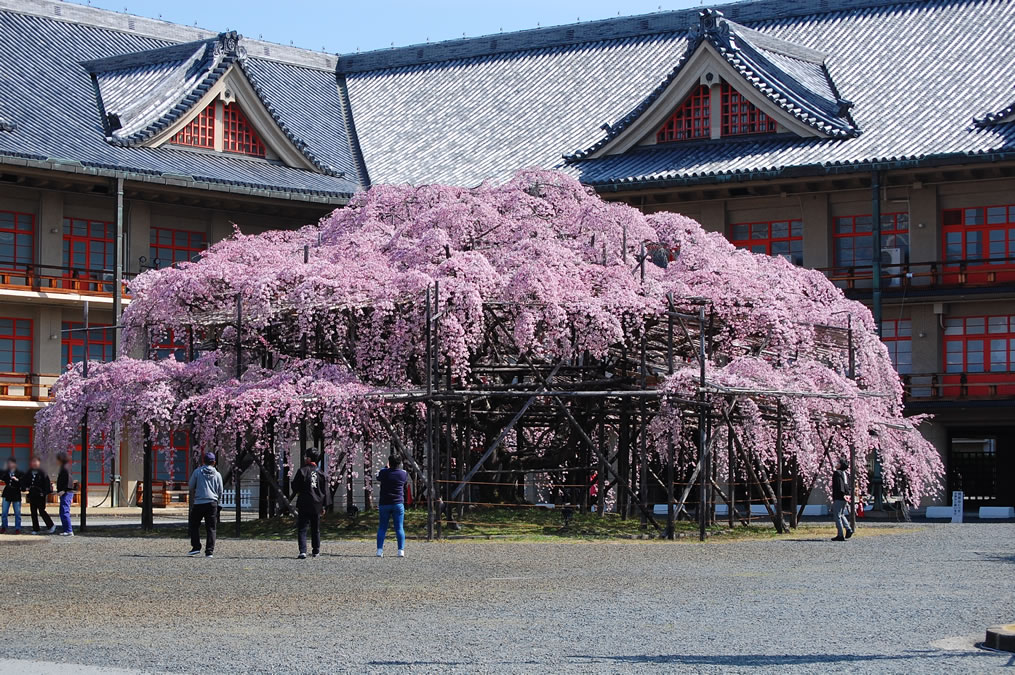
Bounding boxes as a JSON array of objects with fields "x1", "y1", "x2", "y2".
[
  {"x1": 666, "y1": 435, "x2": 675, "y2": 540},
  {"x1": 727, "y1": 416, "x2": 785, "y2": 533},
  {"x1": 790, "y1": 457, "x2": 799, "y2": 529},
  {"x1": 596, "y1": 418, "x2": 606, "y2": 516},
  {"x1": 849, "y1": 441, "x2": 857, "y2": 532},
  {"x1": 727, "y1": 426, "x2": 735, "y2": 529},
  {"x1": 142, "y1": 423, "x2": 153, "y2": 532}
]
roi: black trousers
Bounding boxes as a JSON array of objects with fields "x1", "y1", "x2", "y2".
[
  {"x1": 189, "y1": 502, "x2": 218, "y2": 554},
  {"x1": 29, "y1": 498, "x2": 53, "y2": 531},
  {"x1": 297, "y1": 508, "x2": 321, "y2": 555}
]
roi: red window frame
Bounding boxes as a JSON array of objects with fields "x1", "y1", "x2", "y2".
[
  {"x1": 721, "y1": 81, "x2": 777, "y2": 136},
  {"x1": 154, "y1": 430, "x2": 192, "y2": 483},
  {"x1": 728, "y1": 219, "x2": 804, "y2": 265},
  {"x1": 656, "y1": 85, "x2": 711, "y2": 143},
  {"x1": 0, "y1": 210, "x2": 35, "y2": 271},
  {"x1": 880, "y1": 319, "x2": 912, "y2": 375},
  {"x1": 833, "y1": 213, "x2": 910, "y2": 268},
  {"x1": 943, "y1": 205, "x2": 1015, "y2": 273},
  {"x1": 944, "y1": 315, "x2": 1015, "y2": 374},
  {"x1": 0, "y1": 317, "x2": 32, "y2": 374},
  {"x1": 171, "y1": 104, "x2": 215, "y2": 149},
  {"x1": 0, "y1": 425, "x2": 32, "y2": 468},
  {"x1": 63, "y1": 217, "x2": 114, "y2": 279},
  {"x1": 71, "y1": 437, "x2": 111, "y2": 486},
  {"x1": 151, "y1": 328, "x2": 191, "y2": 361},
  {"x1": 149, "y1": 227, "x2": 207, "y2": 267},
  {"x1": 222, "y1": 104, "x2": 266, "y2": 157},
  {"x1": 62, "y1": 322, "x2": 114, "y2": 366}
]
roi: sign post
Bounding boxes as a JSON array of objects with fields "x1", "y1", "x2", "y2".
[{"x1": 951, "y1": 490, "x2": 964, "y2": 523}]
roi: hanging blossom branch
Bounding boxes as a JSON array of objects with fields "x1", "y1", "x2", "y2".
[{"x1": 35, "y1": 169, "x2": 942, "y2": 498}]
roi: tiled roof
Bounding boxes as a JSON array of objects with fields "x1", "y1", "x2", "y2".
[
  {"x1": 0, "y1": 8, "x2": 360, "y2": 200},
  {"x1": 974, "y1": 97, "x2": 1015, "y2": 127},
  {"x1": 341, "y1": 0, "x2": 1015, "y2": 188}
]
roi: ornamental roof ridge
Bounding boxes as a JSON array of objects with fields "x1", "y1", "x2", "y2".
[{"x1": 564, "y1": 8, "x2": 858, "y2": 162}]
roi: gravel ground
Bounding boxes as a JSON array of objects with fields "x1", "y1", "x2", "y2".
[{"x1": 0, "y1": 523, "x2": 1012, "y2": 673}]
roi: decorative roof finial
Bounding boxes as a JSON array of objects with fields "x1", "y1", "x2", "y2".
[
  {"x1": 699, "y1": 8, "x2": 726, "y2": 32},
  {"x1": 215, "y1": 31, "x2": 245, "y2": 59}
]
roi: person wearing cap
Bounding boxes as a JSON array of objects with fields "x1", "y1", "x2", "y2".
[
  {"x1": 290, "y1": 453, "x2": 331, "y2": 559},
  {"x1": 187, "y1": 452, "x2": 223, "y2": 557}
]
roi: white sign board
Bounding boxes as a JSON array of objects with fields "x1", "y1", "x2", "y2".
[{"x1": 951, "y1": 491, "x2": 964, "y2": 523}]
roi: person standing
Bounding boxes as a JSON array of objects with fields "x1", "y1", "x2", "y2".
[
  {"x1": 376, "y1": 454, "x2": 408, "y2": 558},
  {"x1": 55, "y1": 452, "x2": 74, "y2": 537},
  {"x1": 831, "y1": 458, "x2": 853, "y2": 542},
  {"x1": 187, "y1": 452, "x2": 223, "y2": 558},
  {"x1": 291, "y1": 454, "x2": 330, "y2": 559},
  {"x1": 25, "y1": 456, "x2": 55, "y2": 534},
  {"x1": 1, "y1": 457, "x2": 24, "y2": 534}
]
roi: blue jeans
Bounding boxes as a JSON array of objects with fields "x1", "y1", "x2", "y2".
[
  {"x1": 2, "y1": 498, "x2": 21, "y2": 530},
  {"x1": 59, "y1": 493, "x2": 73, "y2": 534},
  {"x1": 377, "y1": 503, "x2": 405, "y2": 551}
]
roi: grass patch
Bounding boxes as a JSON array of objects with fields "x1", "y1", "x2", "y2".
[{"x1": 85, "y1": 506, "x2": 785, "y2": 542}]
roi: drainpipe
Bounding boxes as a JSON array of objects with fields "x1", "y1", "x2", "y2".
[
  {"x1": 111, "y1": 175, "x2": 124, "y2": 507},
  {"x1": 871, "y1": 170, "x2": 882, "y2": 334},
  {"x1": 870, "y1": 170, "x2": 884, "y2": 511}
]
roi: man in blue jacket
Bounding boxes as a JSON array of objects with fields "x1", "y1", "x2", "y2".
[
  {"x1": 376, "y1": 454, "x2": 409, "y2": 558},
  {"x1": 187, "y1": 452, "x2": 223, "y2": 557}
]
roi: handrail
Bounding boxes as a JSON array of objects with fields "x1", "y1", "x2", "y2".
[
  {"x1": 817, "y1": 255, "x2": 1015, "y2": 291},
  {"x1": 0, "y1": 371, "x2": 61, "y2": 401},
  {"x1": 902, "y1": 372, "x2": 1015, "y2": 401},
  {"x1": 0, "y1": 262, "x2": 136, "y2": 297}
]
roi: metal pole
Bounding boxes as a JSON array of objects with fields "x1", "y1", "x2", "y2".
[
  {"x1": 80, "y1": 301, "x2": 89, "y2": 532},
  {"x1": 776, "y1": 401, "x2": 784, "y2": 531},
  {"x1": 425, "y1": 286, "x2": 434, "y2": 541},
  {"x1": 849, "y1": 442, "x2": 857, "y2": 532},
  {"x1": 142, "y1": 424, "x2": 153, "y2": 531},
  {"x1": 234, "y1": 294, "x2": 242, "y2": 536},
  {"x1": 698, "y1": 305, "x2": 707, "y2": 542}
]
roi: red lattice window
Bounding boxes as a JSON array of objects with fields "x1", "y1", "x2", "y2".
[
  {"x1": 0, "y1": 211, "x2": 34, "y2": 270},
  {"x1": 834, "y1": 213, "x2": 910, "y2": 268},
  {"x1": 171, "y1": 104, "x2": 215, "y2": 149},
  {"x1": 721, "y1": 81, "x2": 777, "y2": 136},
  {"x1": 728, "y1": 220, "x2": 803, "y2": 265},
  {"x1": 222, "y1": 104, "x2": 266, "y2": 157},
  {"x1": 656, "y1": 85, "x2": 711, "y2": 143}
]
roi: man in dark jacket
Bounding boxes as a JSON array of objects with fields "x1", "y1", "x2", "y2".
[
  {"x1": 1, "y1": 456, "x2": 24, "y2": 534},
  {"x1": 376, "y1": 454, "x2": 409, "y2": 558},
  {"x1": 55, "y1": 452, "x2": 74, "y2": 536},
  {"x1": 831, "y1": 458, "x2": 853, "y2": 541},
  {"x1": 187, "y1": 452, "x2": 223, "y2": 557},
  {"x1": 25, "y1": 456, "x2": 54, "y2": 534},
  {"x1": 291, "y1": 454, "x2": 331, "y2": 559}
]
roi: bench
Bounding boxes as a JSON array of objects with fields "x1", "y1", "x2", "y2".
[
  {"x1": 925, "y1": 506, "x2": 953, "y2": 518},
  {"x1": 136, "y1": 480, "x2": 168, "y2": 508}
]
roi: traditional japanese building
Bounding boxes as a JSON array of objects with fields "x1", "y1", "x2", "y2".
[{"x1": 0, "y1": 0, "x2": 1012, "y2": 509}]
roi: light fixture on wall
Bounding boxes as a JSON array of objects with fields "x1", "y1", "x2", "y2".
[
  {"x1": 49, "y1": 334, "x2": 59, "y2": 340},
  {"x1": 49, "y1": 227, "x2": 59, "y2": 234},
  {"x1": 917, "y1": 222, "x2": 926, "y2": 229},
  {"x1": 918, "y1": 330, "x2": 927, "y2": 338}
]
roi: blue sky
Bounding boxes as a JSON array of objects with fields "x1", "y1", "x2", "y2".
[{"x1": 81, "y1": 0, "x2": 704, "y2": 54}]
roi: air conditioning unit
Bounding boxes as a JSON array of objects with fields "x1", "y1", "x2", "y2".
[{"x1": 881, "y1": 248, "x2": 902, "y2": 287}]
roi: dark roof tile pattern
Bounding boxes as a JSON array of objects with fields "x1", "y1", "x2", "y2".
[
  {"x1": 344, "y1": 0, "x2": 1015, "y2": 188},
  {"x1": 0, "y1": 11, "x2": 359, "y2": 199}
]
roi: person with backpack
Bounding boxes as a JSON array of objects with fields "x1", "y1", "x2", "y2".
[
  {"x1": 290, "y1": 454, "x2": 331, "y2": 559},
  {"x1": 831, "y1": 458, "x2": 854, "y2": 541},
  {"x1": 55, "y1": 452, "x2": 74, "y2": 537},
  {"x1": 187, "y1": 452, "x2": 223, "y2": 558},
  {"x1": 376, "y1": 454, "x2": 409, "y2": 558},
  {"x1": 1, "y1": 456, "x2": 24, "y2": 534},
  {"x1": 25, "y1": 456, "x2": 55, "y2": 534}
]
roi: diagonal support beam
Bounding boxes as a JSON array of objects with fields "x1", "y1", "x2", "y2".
[{"x1": 451, "y1": 362, "x2": 562, "y2": 499}]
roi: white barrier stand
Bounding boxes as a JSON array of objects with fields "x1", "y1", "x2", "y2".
[
  {"x1": 951, "y1": 491, "x2": 964, "y2": 523},
  {"x1": 925, "y1": 506, "x2": 952, "y2": 519},
  {"x1": 978, "y1": 506, "x2": 1015, "y2": 519}
]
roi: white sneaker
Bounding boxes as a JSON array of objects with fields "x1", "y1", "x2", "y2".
[
  {"x1": 397, "y1": 550, "x2": 405, "y2": 558},
  {"x1": 59, "y1": 531, "x2": 73, "y2": 537},
  {"x1": 47, "y1": 526, "x2": 57, "y2": 534},
  {"x1": 297, "y1": 552, "x2": 307, "y2": 559},
  {"x1": 376, "y1": 549, "x2": 383, "y2": 557}
]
